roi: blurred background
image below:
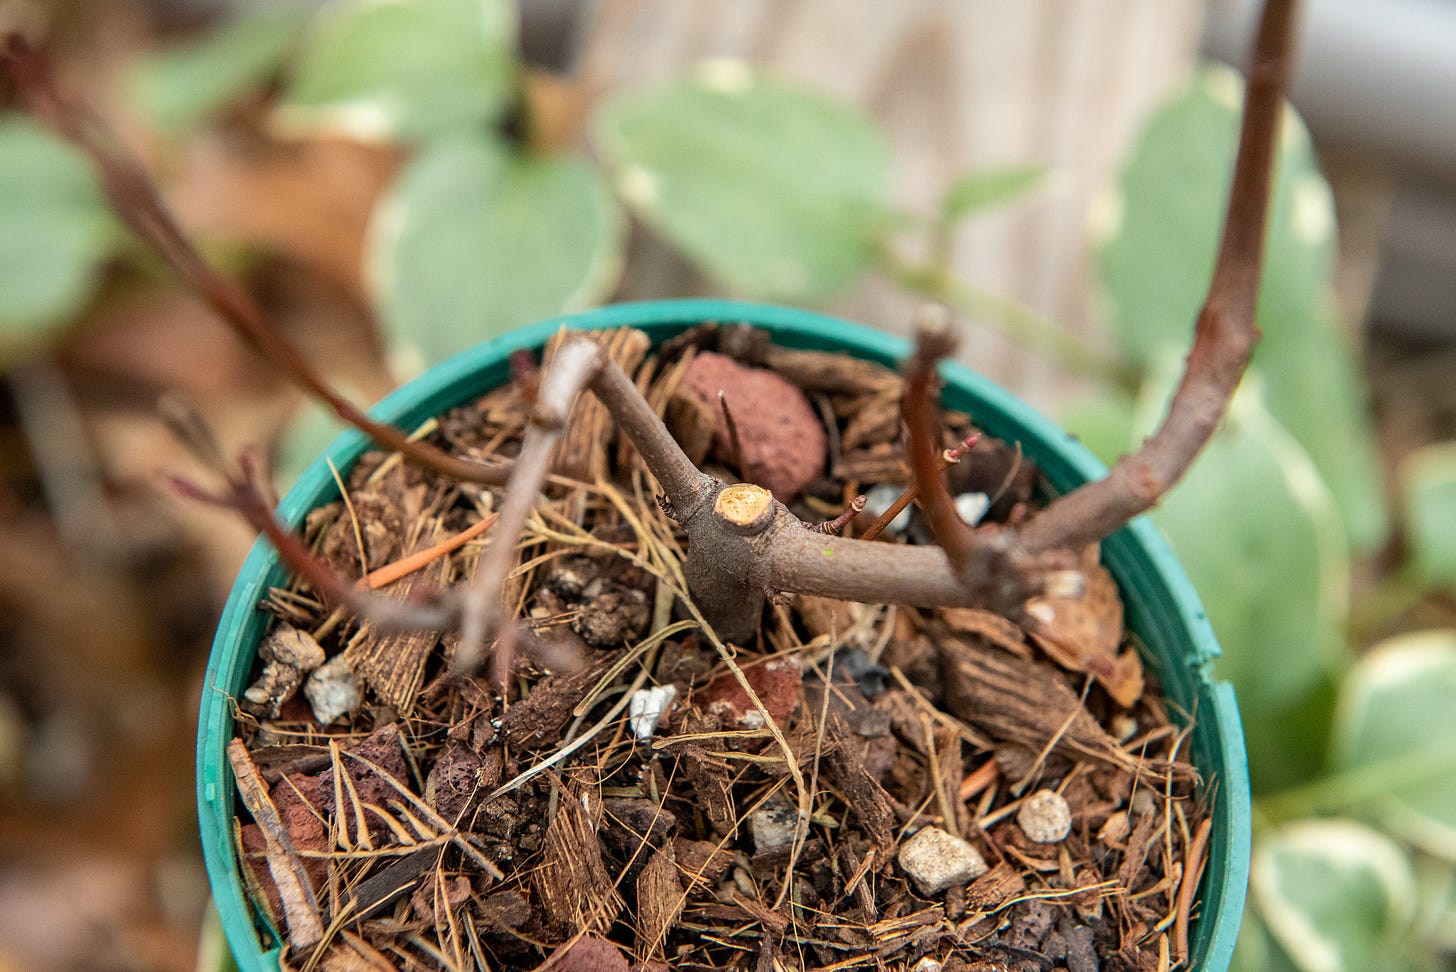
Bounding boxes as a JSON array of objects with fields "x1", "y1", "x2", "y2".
[{"x1": 0, "y1": 0, "x2": 1453, "y2": 969}]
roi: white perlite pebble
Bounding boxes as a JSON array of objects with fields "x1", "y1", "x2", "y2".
[
  {"x1": 954, "y1": 491, "x2": 990, "y2": 526},
  {"x1": 911, "y1": 959, "x2": 944, "y2": 972},
  {"x1": 628, "y1": 684, "x2": 677, "y2": 740},
  {"x1": 750, "y1": 801, "x2": 800, "y2": 852},
  {"x1": 304, "y1": 653, "x2": 361, "y2": 724},
  {"x1": 897, "y1": 826, "x2": 987, "y2": 896},
  {"x1": 1018, "y1": 789, "x2": 1073, "y2": 843}
]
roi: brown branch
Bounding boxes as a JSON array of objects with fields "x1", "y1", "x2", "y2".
[
  {"x1": 1019, "y1": 0, "x2": 1299, "y2": 553},
  {"x1": 0, "y1": 33, "x2": 507, "y2": 486},
  {"x1": 901, "y1": 321, "x2": 978, "y2": 563}
]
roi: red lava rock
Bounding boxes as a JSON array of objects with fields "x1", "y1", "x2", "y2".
[
  {"x1": 537, "y1": 936, "x2": 632, "y2": 972},
  {"x1": 700, "y1": 656, "x2": 803, "y2": 731},
  {"x1": 341, "y1": 723, "x2": 409, "y2": 807},
  {"x1": 679, "y1": 351, "x2": 826, "y2": 501}
]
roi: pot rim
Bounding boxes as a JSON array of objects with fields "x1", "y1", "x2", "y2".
[{"x1": 198, "y1": 297, "x2": 1250, "y2": 971}]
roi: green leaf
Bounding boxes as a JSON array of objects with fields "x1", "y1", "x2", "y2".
[
  {"x1": 0, "y1": 119, "x2": 117, "y2": 345},
  {"x1": 1253, "y1": 819, "x2": 1417, "y2": 972},
  {"x1": 368, "y1": 134, "x2": 623, "y2": 363},
  {"x1": 595, "y1": 59, "x2": 891, "y2": 300},
  {"x1": 939, "y1": 164, "x2": 1047, "y2": 223},
  {"x1": 1331, "y1": 630, "x2": 1456, "y2": 859},
  {"x1": 277, "y1": 0, "x2": 516, "y2": 142},
  {"x1": 1136, "y1": 368, "x2": 1350, "y2": 723},
  {"x1": 133, "y1": 5, "x2": 307, "y2": 135},
  {"x1": 1096, "y1": 64, "x2": 1387, "y2": 551},
  {"x1": 1400, "y1": 443, "x2": 1456, "y2": 589}
]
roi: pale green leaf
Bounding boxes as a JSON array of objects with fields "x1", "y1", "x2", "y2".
[
  {"x1": 1400, "y1": 443, "x2": 1456, "y2": 588},
  {"x1": 278, "y1": 0, "x2": 516, "y2": 142},
  {"x1": 940, "y1": 164, "x2": 1047, "y2": 223},
  {"x1": 1097, "y1": 64, "x2": 1386, "y2": 551},
  {"x1": 1331, "y1": 630, "x2": 1456, "y2": 859},
  {"x1": 133, "y1": 5, "x2": 307, "y2": 135},
  {"x1": 1135, "y1": 368, "x2": 1349, "y2": 721},
  {"x1": 0, "y1": 119, "x2": 117, "y2": 344},
  {"x1": 1253, "y1": 819, "x2": 1417, "y2": 972},
  {"x1": 368, "y1": 134, "x2": 623, "y2": 363},
  {"x1": 595, "y1": 60, "x2": 891, "y2": 300}
]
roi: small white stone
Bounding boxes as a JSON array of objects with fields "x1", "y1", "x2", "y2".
[
  {"x1": 954, "y1": 491, "x2": 990, "y2": 526},
  {"x1": 750, "y1": 800, "x2": 800, "y2": 852},
  {"x1": 1017, "y1": 789, "x2": 1073, "y2": 843},
  {"x1": 911, "y1": 959, "x2": 944, "y2": 972},
  {"x1": 304, "y1": 653, "x2": 360, "y2": 724},
  {"x1": 897, "y1": 826, "x2": 987, "y2": 896},
  {"x1": 1111, "y1": 714, "x2": 1139, "y2": 742},
  {"x1": 863, "y1": 484, "x2": 911, "y2": 533},
  {"x1": 1131, "y1": 788, "x2": 1158, "y2": 817},
  {"x1": 628, "y1": 684, "x2": 677, "y2": 740}
]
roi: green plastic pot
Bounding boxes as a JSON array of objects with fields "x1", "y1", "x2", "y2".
[{"x1": 199, "y1": 299, "x2": 1251, "y2": 970}]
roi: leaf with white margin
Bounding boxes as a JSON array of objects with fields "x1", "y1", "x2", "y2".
[
  {"x1": 1096, "y1": 64, "x2": 1386, "y2": 552},
  {"x1": 277, "y1": 0, "x2": 516, "y2": 142},
  {"x1": 595, "y1": 59, "x2": 891, "y2": 300},
  {"x1": 1400, "y1": 443, "x2": 1456, "y2": 589},
  {"x1": 1253, "y1": 819, "x2": 1417, "y2": 972},
  {"x1": 1133, "y1": 359, "x2": 1349, "y2": 721},
  {"x1": 1331, "y1": 630, "x2": 1456, "y2": 859},
  {"x1": 368, "y1": 134, "x2": 623, "y2": 363}
]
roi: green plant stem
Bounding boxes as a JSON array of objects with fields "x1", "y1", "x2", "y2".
[
  {"x1": 879, "y1": 248, "x2": 1142, "y2": 394},
  {"x1": 1255, "y1": 738, "x2": 1456, "y2": 824}
]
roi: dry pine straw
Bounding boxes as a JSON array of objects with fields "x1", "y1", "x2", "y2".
[{"x1": 230, "y1": 326, "x2": 1210, "y2": 972}]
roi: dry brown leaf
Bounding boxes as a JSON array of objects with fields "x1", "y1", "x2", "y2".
[{"x1": 1023, "y1": 545, "x2": 1144, "y2": 707}]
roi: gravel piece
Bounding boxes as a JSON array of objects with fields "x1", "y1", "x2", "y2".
[
  {"x1": 897, "y1": 826, "x2": 988, "y2": 896},
  {"x1": 1018, "y1": 789, "x2": 1073, "y2": 843}
]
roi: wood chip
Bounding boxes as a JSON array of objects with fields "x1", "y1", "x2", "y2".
[
  {"x1": 343, "y1": 518, "x2": 449, "y2": 712},
  {"x1": 823, "y1": 714, "x2": 896, "y2": 851},
  {"x1": 535, "y1": 781, "x2": 621, "y2": 934},
  {"x1": 227, "y1": 739, "x2": 324, "y2": 952},
  {"x1": 547, "y1": 327, "x2": 650, "y2": 480},
  {"x1": 636, "y1": 848, "x2": 685, "y2": 957}
]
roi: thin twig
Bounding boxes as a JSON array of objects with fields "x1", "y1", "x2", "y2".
[
  {"x1": 355, "y1": 513, "x2": 499, "y2": 591},
  {"x1": 860, "y1": 433, "x2": 980, "y2": 541}
]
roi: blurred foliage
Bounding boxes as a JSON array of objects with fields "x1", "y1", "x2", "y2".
[
  {"x1": 596, "y1": 62, "x2": 892, "y2": 300},
  {"x1": 132, "y1": 5, "x2": 307, "y2": 135},
  {"x1": 276, "y1": 0, "x2": 517, "y2": 143},
  {"x1": 370, "y1": 133, "x2": 620, "y2": 363},
  {"x1": 3, "y1": 3, "x2": 1454, "y2": 969},
  {"x1": 0, "y1": 118, "x2": 120, "y2": 350}
]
